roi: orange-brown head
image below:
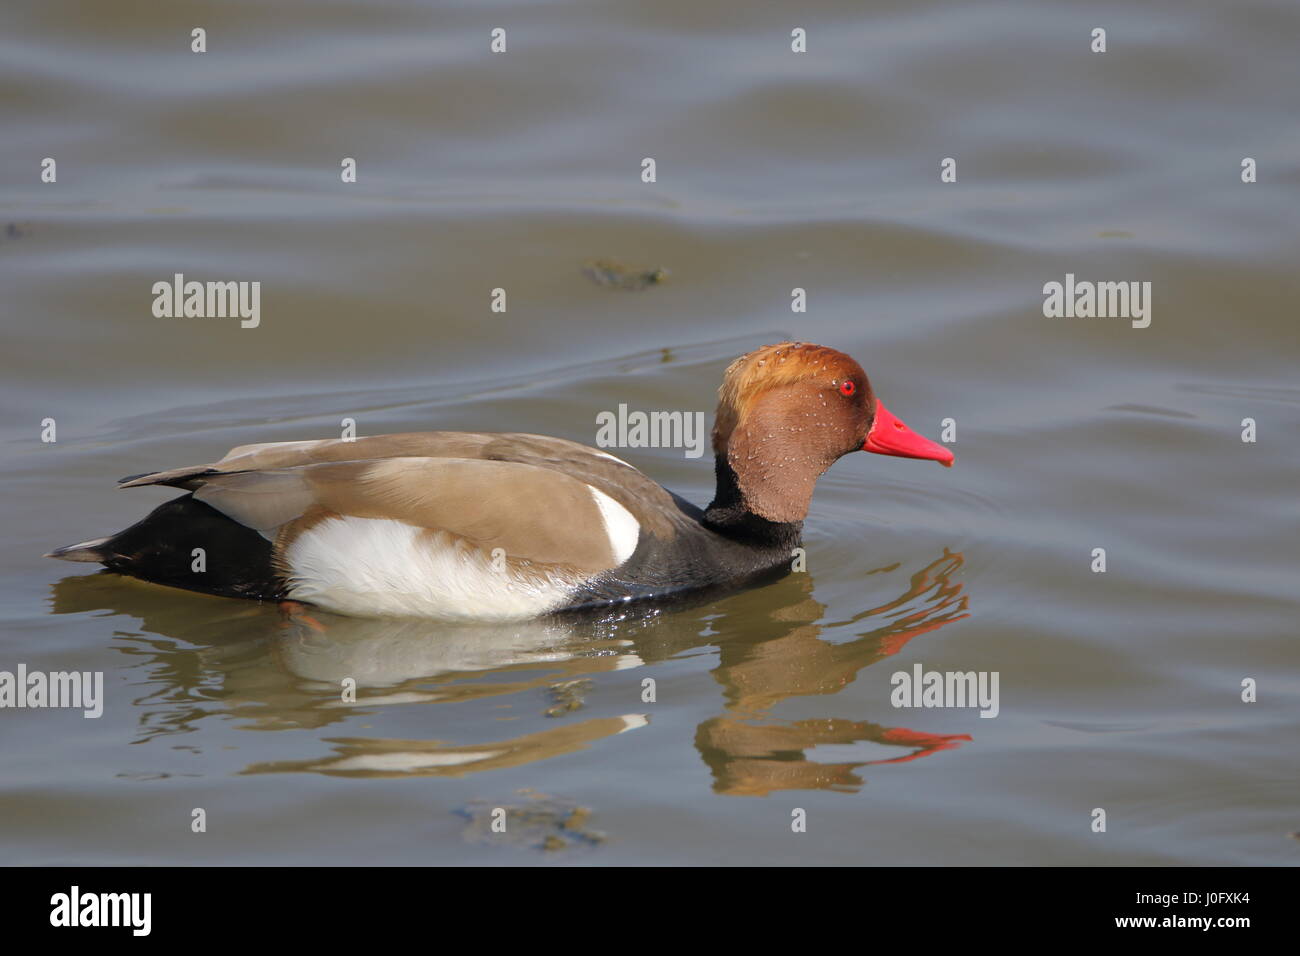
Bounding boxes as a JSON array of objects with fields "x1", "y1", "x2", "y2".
[{"x1": 709, "y1": 342, "x2": 952, "y2": 524}]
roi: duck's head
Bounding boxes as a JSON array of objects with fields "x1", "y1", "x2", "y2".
[{"x1": 710, "y1": 341, "x2": 953, "y2": 524}]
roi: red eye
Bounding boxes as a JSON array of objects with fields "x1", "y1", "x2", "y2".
[{"x1": 839, "y1": 380, "x2": 856, "y2": 397}]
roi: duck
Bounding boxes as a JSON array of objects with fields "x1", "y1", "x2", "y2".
[{"x1": 47, "y1": 342, "x2": 953, "y2": 620}]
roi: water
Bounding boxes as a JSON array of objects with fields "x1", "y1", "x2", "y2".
[{"x1": 1, "y1": 0, "x2": 1296, "y2": 864}]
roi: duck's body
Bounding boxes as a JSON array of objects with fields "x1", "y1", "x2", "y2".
[{"x1": 48, "y1": 343, "x2": 953, "y2": 620}]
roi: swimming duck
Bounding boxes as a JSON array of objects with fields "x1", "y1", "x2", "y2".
[{"x1": 47, "y1": 342, "x2": 953, "y2": 620}]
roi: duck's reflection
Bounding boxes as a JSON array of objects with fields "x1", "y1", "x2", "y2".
[
  {"x1": 50, "y1": 549, "x2": 971, "y2": 793},
  {"x1": 695, "y1": 551, "x2": 971, "y2": 795}
]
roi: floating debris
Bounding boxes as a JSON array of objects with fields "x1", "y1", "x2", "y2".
[
  {"x1": 457, "y1": 791, "x2": 606, "y2": 852},
  {"x1": 582, "y1": 258, "x2": 669, "y2": 291},
  {"x1": 544, "y1": 678, "x2": 593, "y2": 718}
]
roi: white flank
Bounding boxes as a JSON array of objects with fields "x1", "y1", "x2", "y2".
[
  {"x1": 589, "y1": 486, "x2": 640, "y2": 565},
  {"x1": 282, "y1": 517, "x2": 581, "y2": 620}
]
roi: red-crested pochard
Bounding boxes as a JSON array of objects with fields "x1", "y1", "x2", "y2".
[{"x1": 47, "y1": 342, "x2": 953, "y2": 619}]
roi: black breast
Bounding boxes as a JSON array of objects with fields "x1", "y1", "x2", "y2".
[{"x1": 557, "y1": 491, "x2": 801, "y2": 612}]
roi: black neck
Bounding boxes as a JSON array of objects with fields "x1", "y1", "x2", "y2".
[{"x1": 703, "y1": 455, "x2": 803, "y2": 549}]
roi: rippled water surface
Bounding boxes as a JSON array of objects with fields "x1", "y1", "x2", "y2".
[{"x1": 1, "y1": 0, "x2": 1297, "y2": 864}]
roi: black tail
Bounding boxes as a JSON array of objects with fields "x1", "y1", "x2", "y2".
[{"x1": 47, "y1": 495, "x2": 282, "y2": 601}]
